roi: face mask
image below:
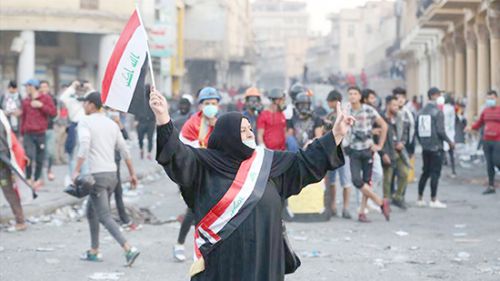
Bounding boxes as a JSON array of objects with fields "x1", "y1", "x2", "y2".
[
  {"x1": 436, "y1": 96, "x2": 445, "y2": 105},
  {"x1": 202, "y1": 104, "x2": 218, "y2": 118},
  {"x1": 486, "y1": 99, "x2": 496, "y2": 107},
  {"x1": 242, "y1": 139, "x2": 257, "y2": 149}
]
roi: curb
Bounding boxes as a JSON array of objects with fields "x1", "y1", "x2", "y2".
[{"x1": 0, "y1": 166, "x2": 164, "y2": 224}]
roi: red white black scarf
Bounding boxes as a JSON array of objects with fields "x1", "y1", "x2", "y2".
[{"x1": 190, "y1": 146, "x2": 273, "y2": 276}]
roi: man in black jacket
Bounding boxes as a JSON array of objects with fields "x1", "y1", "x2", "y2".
[{"x1": 416, "y1": 87, "x2": 454, "y2": 209}]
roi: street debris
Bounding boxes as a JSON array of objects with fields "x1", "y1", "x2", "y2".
[
  {"x1": 36, "y1": 247, "x2": 55, "y2": 252},
  {"x1": 410, "y1": 246, "x2": 419, "y2": 251},
  {"x1": 299, "y1": 250, "x2": 331, "y2": 258},
  {"x1": 395, "y1": 230, "x2": 409, "y2": 237},
  {"x1": 454, "y1": 224, "x2": 466, "y2": 228},
  {"x1": 452, "y1": 232, "x2": 467, "y2": 237},
  {"x1": 292, "y1": 235, "x2": 307, "y2": 241},
  {"x1": 88, "y1": 272, "x2": 124, "y2": 280}
]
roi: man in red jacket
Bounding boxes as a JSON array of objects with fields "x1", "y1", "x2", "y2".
[
  {"x1": 20, "y1": 79, "x2": 56, "y2": 189},
  {"x1": 468, "y1": 90, "x2": 500, "y2": 194}
]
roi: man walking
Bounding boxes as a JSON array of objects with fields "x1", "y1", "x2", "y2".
[
  {"x1": 381, "y1": 96, "x2": 409, "y2": 209},
  {"x1": 20, "y1": 79, "x2": 56, "y2": 189},
  {"x1": 135, "y1": 85, "x2": 156, "y2": 160},
  {"x1": 346, "y1": 86, "x2": 390, "y2": 222},
  {"x1": 416, "y1": 87, "x2": 454, "y2": 208},
  {"x1": 468, "y1": 90, "x2": 500, "y2": 194},
  {"x1": 73, "y1": 92, "x2": 140, "y2": 266}
]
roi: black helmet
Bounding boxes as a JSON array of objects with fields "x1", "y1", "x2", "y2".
[
  {"x1": 294, "y1": 93, "x2": 312, "y2": 115},
  {"x1": 267, "y1": 88, "x2": 285, "y2": 99},
  {"x1": 289, "y1": 83, "x2": 306, "y2": 101}
]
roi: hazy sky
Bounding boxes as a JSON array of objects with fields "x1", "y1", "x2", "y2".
[{"x1": 306, "y1": 0, "x2": 391, "y2": 35}]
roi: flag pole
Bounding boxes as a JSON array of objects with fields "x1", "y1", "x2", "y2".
[{"x1": 135, "y1": 5, "x2": 156, "y2": 90}]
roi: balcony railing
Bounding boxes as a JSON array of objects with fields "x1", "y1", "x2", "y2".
[{"x1": 416, "y1": 0, "x2": 435, "y2": 18}]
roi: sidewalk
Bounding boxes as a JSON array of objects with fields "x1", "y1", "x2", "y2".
[{"x1": 0, "y1": 144, "x2": 162, "y2": 224}]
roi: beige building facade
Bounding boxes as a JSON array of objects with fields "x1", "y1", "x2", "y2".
[
  {"x1": 252, "y1": 0, "x2": 309, "y2": 89},
  {"x1": 398, "y1": 0, "x2": 499, "y2": 121},
  {"x1": 0, "y1": 0, "x2": 182, "y2": 96}
]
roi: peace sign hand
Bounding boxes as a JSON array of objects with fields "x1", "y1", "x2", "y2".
[{"x1": 332, "y1": 102, "x2": 355, "y2": 145}]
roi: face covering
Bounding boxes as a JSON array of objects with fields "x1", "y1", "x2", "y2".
[
  {"x1": 242, "y1": 139, "x2": 257, "y2": 149},
  {"x1": 486, "y1": 99, "x2": 496, "y2": 107},
  {"x1": 203, "y1": 104, "x2": 218, "y2": 118},
  {"x1": 436, "y1": 96, "x2": 445, "y2": 105}
]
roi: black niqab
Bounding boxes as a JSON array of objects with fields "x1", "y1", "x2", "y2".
[{"x1": 195, "y1": 112, "x2": 294, "y2": 179}]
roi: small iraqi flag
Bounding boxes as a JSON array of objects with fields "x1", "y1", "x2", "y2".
[{"x1": 101, "y1": 8, "x2": 151, "y2": 115}]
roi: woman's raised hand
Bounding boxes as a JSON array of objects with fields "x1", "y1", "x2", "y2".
[
  {"x1": 149, "y1": 86, "x2": 170, "y2": 125},
  {"x1": 332, "y1": 102, "x2": 355, "y2": 145}
]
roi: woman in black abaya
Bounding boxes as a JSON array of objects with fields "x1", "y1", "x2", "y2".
[{"x1": 149, "y1": 88, "x2": 354, "y2": 281}]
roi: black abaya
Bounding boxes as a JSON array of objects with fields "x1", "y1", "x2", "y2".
[{"x1": 156, "y1": 114, "x2": 344, "y2": 281}]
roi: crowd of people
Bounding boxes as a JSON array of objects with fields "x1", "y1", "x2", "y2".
[{"x1": 1, "y1": 77, "x2": 499, "y2": 278}]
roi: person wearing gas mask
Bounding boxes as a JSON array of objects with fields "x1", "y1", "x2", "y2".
[
  {"x1": 173, "y1": 87, "x2": 221, "y2": 262},
  {"x1": 257, "y1": 88, "x2": 287, "y2": 150},
  {"x1": 242, "y1": 87, "x2": 263, "y2": 135},
  {"x1": 286, "y1": 92, "x2": 323, "y2": 152}
]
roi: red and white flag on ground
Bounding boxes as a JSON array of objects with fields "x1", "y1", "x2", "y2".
[{"x1": 101, "y1": 8, "x2": 152, "y2": 115}]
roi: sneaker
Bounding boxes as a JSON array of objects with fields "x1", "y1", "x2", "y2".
[
  {"x1": 173, "y1": 244, "x2": 186, "y2": 262},
  {"x1": 342, "y1": 209, "x2": 352, "y2": 219},
  {"x1": 125, "y1": 247, "x2": 140, "y2": 267},
  {"x1": 358, "y1": 213, "x2": 371, "y2": 223},
  {"x1": 482, "y1": 186, "x2": 496, "y2": 195},
  {"x1": 121, "y1": 222, "x2": 141, "y2": 232},
  {"x1": 331, "y1": 208, "x2": 338, "y2": 217},
  {"x1": 6, "y1": 223, "x2": 28, "y2": 232},
  {"x1": 33, "y1": 180, "x2": 44, "y2": 191},
  {"x1": 80, "y1": 250, "x2": 103, "y2": 262},
  {"x1": 392, "y1": 198, "x2": 408, "y2": 210},
  {"x1": 381, "y1": 198, "x2": 390, "y2": 221},
  {"x1": 429, "y1": 200, "x2": 447, "y2": 209},
  {"x1": 415, "y1": 200, "x2": 427, "y2": 207},
  {"x1": 450, "y1": 173, "x2": 457, "y2": 179}
]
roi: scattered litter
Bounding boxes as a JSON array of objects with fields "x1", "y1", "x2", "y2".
[
  {"x1": 373, "y1": 258, "x2": 385, "y2": 268},
  {"x1": 453, "y1": 232, "x2": 467, "y2": 237},
  {"x1": 88, "y1": 272, "x2": 124, "y2": 280},
  {"x1": 454, "y1": 224, "x2": 466, "y2": 228},
  {"x1": 410, "y1": 246, "x2": 419, "y2": 251},
  {"x1": 395, "y1": 230, "x2": 409, "y2": 237},
  {"x1": 453, "y1": 251, "x2": 471, "y2": 263},
  {"x1": 454, "y1": 239, "x2": 481, "y2": 243},
  {"x1": 300, "y1": 250, "x2": 330, "y2": 258},
  {"x1": 36, "y1": 247, "x2": 55, "y2": 252},
  {"x1": 45, "y1": 258, "x2": 60, "y2": 264},
  {"x1": 344, "y1": 237, "x2": 351, "y2": 242},
  {"x1": 0, "y1": 246, "x2": 4, "y2": 252},
  {"x1": 292, "y1": 236, "x2": 307, "y2": 241}
]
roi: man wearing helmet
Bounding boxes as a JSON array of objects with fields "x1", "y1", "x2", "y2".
[
  {"x1": 242, "y1": 87, "x2": 263, "y2": 134},
  {"x1": 257, "y1": 88, "x2": 287, "y2": 150},
  {"x1": 286, "y1": 92, "x2": 323, "y2": 152},
  {"x1": 179, "y1": 87, "x2": 221, "y2": 148}
]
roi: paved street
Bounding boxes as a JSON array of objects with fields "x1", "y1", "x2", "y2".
[{"x1": 0, "y1": 152, "x2": 499, "y2": 281}]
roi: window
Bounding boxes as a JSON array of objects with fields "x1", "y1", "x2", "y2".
[
  {"x1": 35, "y1": 32, "x2": 59, "y2": 47},
  {"x1": 347, "y1": 24, "x2": 355, "y2": 38},
  {"x1": 81, "y1": 0, "x2": 98, "y2": 10},
  {"x1": 348, "y1": 53, "x2": 356, "y2": 68}
]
